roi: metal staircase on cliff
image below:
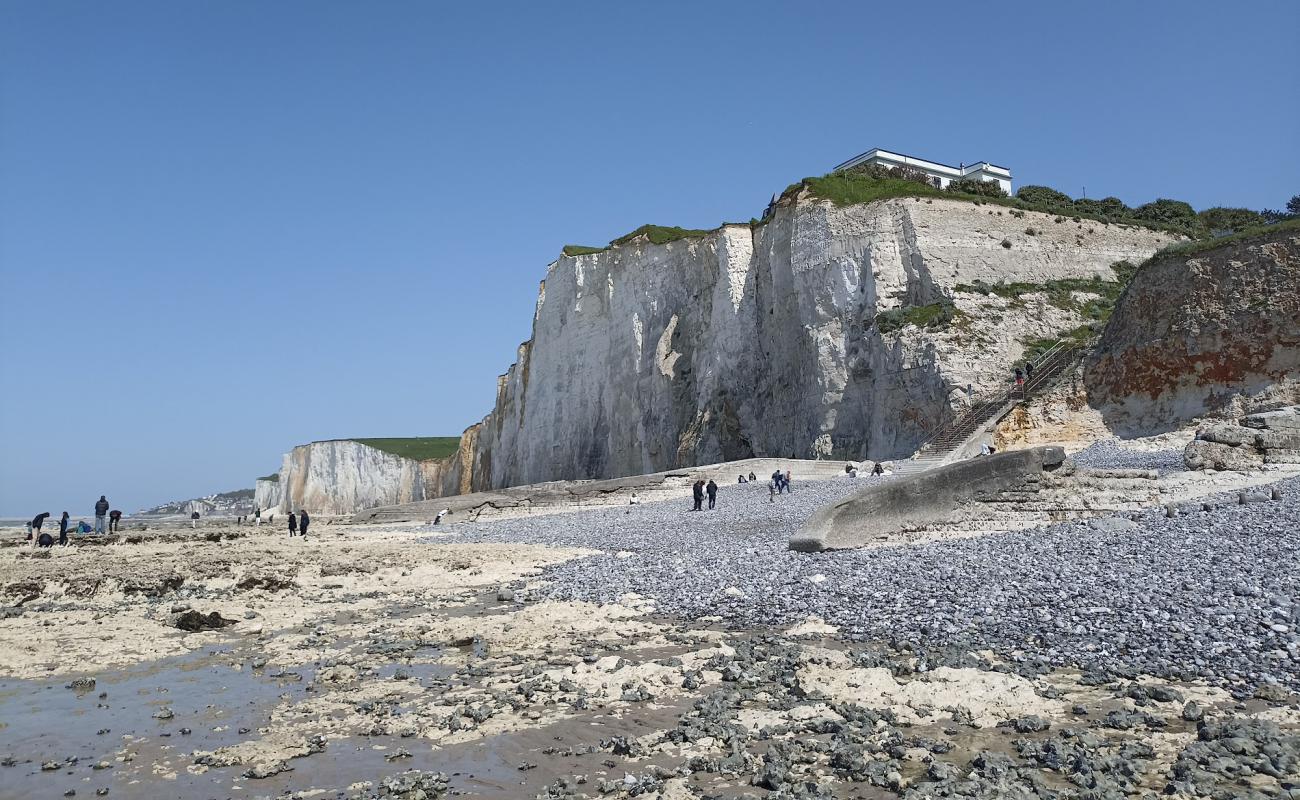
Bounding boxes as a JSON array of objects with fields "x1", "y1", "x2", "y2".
[{"x1": 892, "y1": 341, "x2": 1082, "y2": 475}]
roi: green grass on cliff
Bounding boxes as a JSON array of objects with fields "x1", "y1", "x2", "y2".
[
  {"x1": 256, "y1": 473, "x2": 279, "y2": 483},
  {"x1": 790, "y1": 171, "x2": 1194, "y2": 238},
  {"x1": 559, "y1": 225, "x2": 716, "y2": 258},
  {"x1": 798, "y1": 173, "x2": 949, "y2": 207},
  {"x1": 349, "y1": 437, "x2": 462, "y2": 461},
  {"x1": 1150, "y1": 216, "x2": 1300, "y2": 260},
  {"x1": 609, "y1": 224, "x2": 714, "y2": 247},
  {"x1": 874, "y1": 300, "x2": 963, "y2": 334}
]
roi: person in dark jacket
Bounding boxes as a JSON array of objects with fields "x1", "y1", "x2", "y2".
[
  {"x1": 108, "y1": 509, "x2": 122, "y2": 532},
  {"x1": 288, "y1": 512, "x2": 298, "y2": 536},
  {"x1": 94, "y1": 496, "x2": 109, "y2": 534},
  {"x1": 58, "y1": 512, "x2": 70, "y2": 545},
  {"x1": 29, "y1": 512, "x2": 50, "y2": 542},
  {"x1": 1025, "y1": 361, "x2": 1034, "y2": 381},
  {"x1": 705, "y1": 480, "x2": 718, "y2": 510},
  {"x1": 298, "y1": 510, "x2": 310, "y2": 538},
  {"x1": 748, "y1": 471, "x2": 756, "y2": 483},
  {"x1": 691, "y1": 481, "x2": 704, "y2": 512}
]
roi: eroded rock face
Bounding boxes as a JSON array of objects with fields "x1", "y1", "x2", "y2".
[
  {"x1": 465, "y1": 197, "x2": 1174, "y2": 491},
  {"x1": 1087, "y1": 228, "x2": 1300, "y2": 434},
  {"x1": 1184, "y1": 408, "x2": 1300, "y2": 470}
]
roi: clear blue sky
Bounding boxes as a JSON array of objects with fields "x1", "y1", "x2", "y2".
[{"x1": 1, "y1": 1, "x2": 1297, "y2": 516}]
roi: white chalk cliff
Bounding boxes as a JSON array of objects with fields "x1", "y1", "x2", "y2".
[
  {"x1": 258, "y1": 440, "x2": 467, "y2": 516},
  {"x1": 260, "y1": 193, "x2": 1178, "y2": 513},
  {"x1": 462, "y1": 195, "x2": 1176, "y2": 490}
]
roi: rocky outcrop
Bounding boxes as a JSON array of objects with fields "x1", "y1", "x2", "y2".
[
  {"x1": 261, "y1": 440, "x2": 466, "y2": 516},
  {"x1": 461, "y1": 196, "x2": 1176, "y2": 491},
  {"x1": 1184, "y1": 407, "x2": 1300, "y2": 470},
  {"x1": 1087, "y1": 227, "x2": 1300, "y2": 434}
]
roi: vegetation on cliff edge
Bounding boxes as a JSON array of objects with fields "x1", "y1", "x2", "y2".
[
  {"x1": 349, "y1": 437, "x2": 462, "y2": 461},
  {"x1": 256, "y1": 473, "x2": 279, "y2": 482}
]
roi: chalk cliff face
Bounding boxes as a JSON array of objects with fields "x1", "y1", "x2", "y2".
[
  {"x1": 254, "y1": 194, "x2": 1180, "y2": 513},
  {"x1": 1086, "y1": 227, "x2": 1300, "y2": 433},
  {"x1": 261, "y1": 440, "x2": 463, "y2": 516},
  {"x1": 254, "y1": 473, "x2": 283, "y2": 514},
  {"x1": 463, "y1": 195, "x2": 1177, "y2": 490}
]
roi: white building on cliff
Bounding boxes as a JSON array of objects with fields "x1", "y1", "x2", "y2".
[{"x1": 834, "y1": 148, "x2": 1012, "y2": 194}]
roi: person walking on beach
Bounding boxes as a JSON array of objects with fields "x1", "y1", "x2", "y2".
[
  {"x1": 706, "y1": 479, "x2": 718, "y2": 510},
  {"x1": 288, "y1": 512, "x2": 298, "y2": 537},
  {"x1": 298, "y1": 509, "x2": 310, "y2": 538},
  {"x1": 872, "y1": 462, "x2": 884, "y2": 477},
  {"x1": 109, "y1": 509, "x2": 122, "y2": 533},
  {"x1": 94, "y1": 495, "x2": 109, "y2": 534},
  {"x1": 784, "y1": 470, "x2": 793, "y2": 493},
  {"x1": 190, "y1": 511, "x2": 199, "y2": 529},
  {"x1": 28, "y1": 512, "x2": 50, "y2": 542},
  {"x1": 58, "y1": 512, "x2": 70, "y2": 545},
  {"x1": 748, "y1": 471, "x2": 756, "y2": 483},
  {"x1": 691, "y1": 480, "x2": 705, "y2": 512}
]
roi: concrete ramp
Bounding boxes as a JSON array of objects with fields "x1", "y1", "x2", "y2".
[{"x1": 790, "y1": 447, "x2": 1067, "y2": 552}]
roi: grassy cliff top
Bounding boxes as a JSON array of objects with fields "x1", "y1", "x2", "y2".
[
  {"x1": 1150, "y1": 216, "x2": 1300, "y2": 260},
  {"x1": 256, "y1": 474, "x2": 280, "y2": 483},
  {"x1": 348, "y1": 437, "x2": 462, "y2": 461}
]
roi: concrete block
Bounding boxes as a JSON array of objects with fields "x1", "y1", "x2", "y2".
[{"x1": 790, "y1": 447, "x2": 1066, "y2": 552}]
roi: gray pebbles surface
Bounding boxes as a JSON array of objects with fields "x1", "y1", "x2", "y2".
[
  {"x1": 1069, "y1": 439, "x2": 1187, "y2": 474},
  {"x1": 445, "y1": 469, "x2": 1300, "y2": 692}
]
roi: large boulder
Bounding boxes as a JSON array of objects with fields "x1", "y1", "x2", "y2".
[
  {"x1": 1183, "y1": 440, "x2": 1262, "y2": 471},
  {"x1": 1196, "y1": 423, "x2": 1257, "y2": 448}
]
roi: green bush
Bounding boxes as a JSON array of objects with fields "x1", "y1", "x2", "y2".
[
  {"x1": 1015, "y1": 185, "x2": 1073, "y2": 209},
  {"x1": 874, "y1": 300, "x2": 959, "y2": 333},
  {"x1": 1132, "y1": 198, "x2": 1201, "y2": 232},
  {"x1": 562, "y1": 244, "x2": 605, "y2": 257},
  {"x1": 845, "y1": 163, "x2": 935, "y2": 187},
  {"x1": 1074, "y1": 196, "x2": 1130, "y2": 218},
  {"x1": 1197, "y1": 207, "x2": 1268, "y2": 234},
  {"x1": 800, "y1": 172, "x2": 947, "y2": 206},
  {"x1": 947, "y1": 178, "x2": 1007, "y2": 198}
]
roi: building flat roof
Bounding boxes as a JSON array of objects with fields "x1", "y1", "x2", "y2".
[{"x1": 834, "y1": 147, "x2": 1010, "y2": 175}]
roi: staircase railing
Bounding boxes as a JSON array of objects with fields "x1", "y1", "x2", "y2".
[{"x1": 915, "y1": 340, "x2": 1078, "y2": 457}]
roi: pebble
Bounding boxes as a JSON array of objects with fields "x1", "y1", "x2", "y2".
[{"x1": 442, "y1": 463, "x2": 1300, "y2": 689}]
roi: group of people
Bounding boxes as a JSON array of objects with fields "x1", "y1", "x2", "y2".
[
  {"x1": 695, "y1": 468, "x2": 802, "y2": 508},
  {"x1": 1013, "y1": 360, "x2": 1036, "y2": 388},
  {"x1": 690, "y1": 479, "x2": 718, "y2": 511},
  {"x1": 770, "y1": 469, "x2": 793, "y2": 495},
  {"x1": 26, "y1": 495, "x2": 119, "y2": 547},
  {"x1": 287, "y1": 510, "x2": 311, "y2": 537}
]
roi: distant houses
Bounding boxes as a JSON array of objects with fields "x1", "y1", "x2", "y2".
[{"x1": 834, "y1": 148, "x2": 1012, "y2": 195}]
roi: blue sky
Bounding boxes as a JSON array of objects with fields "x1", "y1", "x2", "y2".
[{"x1": 1, "y1": 0, "x2": 1297, "y2": 515}]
